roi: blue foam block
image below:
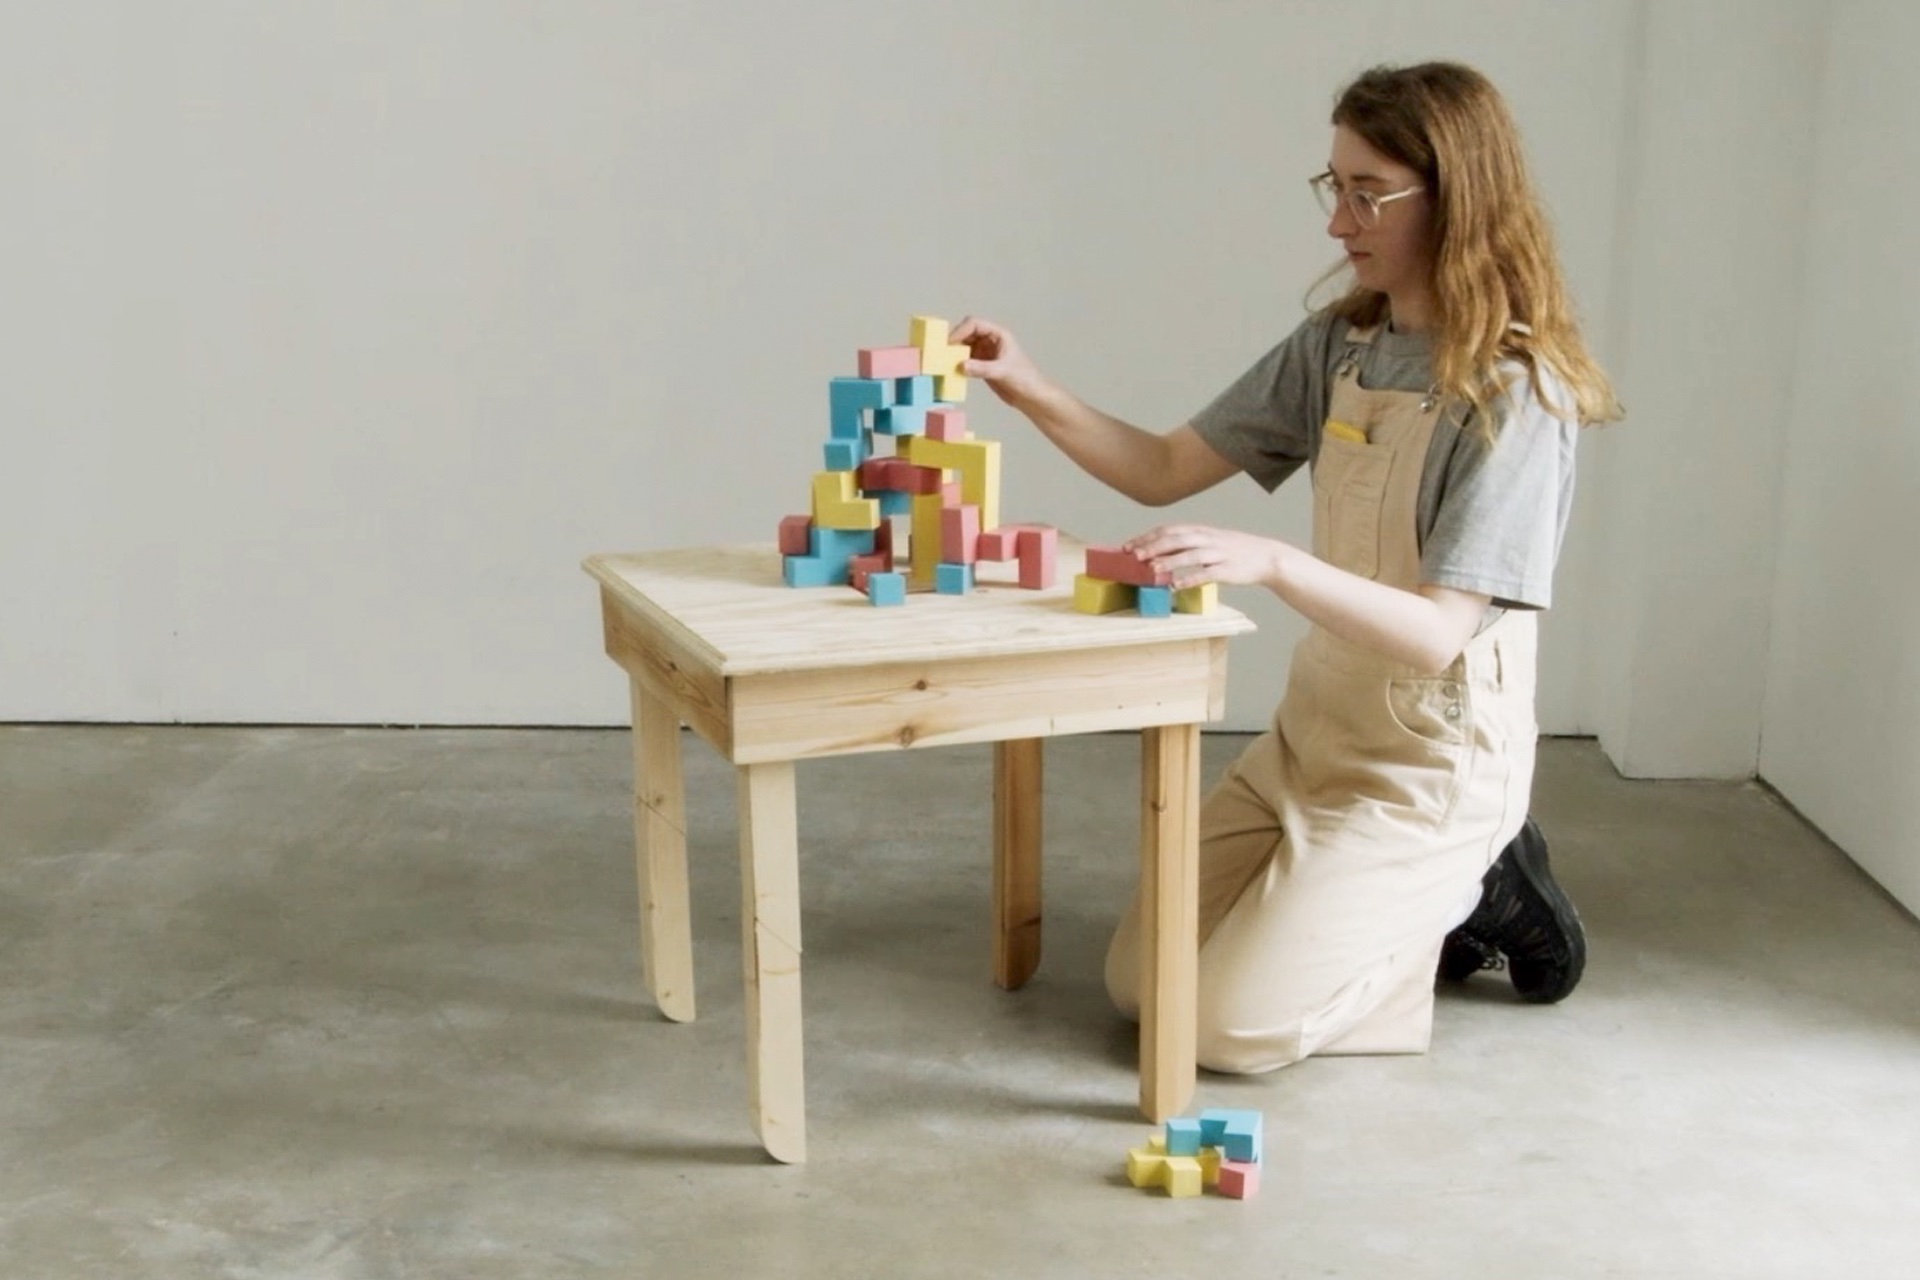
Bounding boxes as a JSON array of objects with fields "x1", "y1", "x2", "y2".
[
  {"x1": 873, "y1": 405, "x2": 928, "y2": 436},
  {"x1": 878, "y1": 490, "x2": 912, "y2": 518},
  {"x1": 783, "y1": 555, "x2": 846, "y2": 588},
  {"x1": 1200, "y1": 1108, "x2": 1262, "y2": 1163},
  {"x1": 894, "y1": 374, "x2": 935, "y2": 406},
  {"x1": 1137, "y1": 585, "x2": 1174, "y2": 617},
  {"x1": 810, "y1": 526, "x2": 877, "y2": 562},
  {"x1": 866, "y1": 571, "x2": 906, "y2": 606},
  {"x1": 1164, "y1": 1118, "x2": 1203, "y2": 1156},
  {"x1": 831, "y1": 376, "x2": 895, "y2": 438},
  {"x1": 935, "y1": 562, "x2": 973, "y2": 595},
  {"x1": 823, "y1": 434, "x2": 869, "y2": 472}
]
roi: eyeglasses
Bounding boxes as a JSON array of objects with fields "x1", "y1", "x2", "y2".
[{"x1": 1309, "y1": 171, "x2": 1424, "y2": 228}]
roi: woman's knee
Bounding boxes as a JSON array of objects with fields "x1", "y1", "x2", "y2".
[{"x1": 1196, "y1": 1019, "x2": 1312, "y2": 1075}]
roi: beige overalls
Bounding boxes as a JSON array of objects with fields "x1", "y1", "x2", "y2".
[{"x1": 1106, "y1": 324, "x2": 1540, "y2": 1074}]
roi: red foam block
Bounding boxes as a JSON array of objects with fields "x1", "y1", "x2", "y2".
[
  {"x1": 976, "y1": 528, "x2": 1019, "y2": 562},
  {"x1": 849, "y1": 552, "x2": 890, "y2": 592},
  {"x1": 778, "y1": 514, "x2": 813, "y2": 556},
  {"x1": 1086, "y1": 544, "x2": 1171, "y2": 587}
]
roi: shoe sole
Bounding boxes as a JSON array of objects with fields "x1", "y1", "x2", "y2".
[{"x1": 1505, "y1": 817, "x2": 1586, "y2": 1003}]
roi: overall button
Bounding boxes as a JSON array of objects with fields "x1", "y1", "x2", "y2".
[{"x1": 1445, "y1": 703, "x2": 1463, "y2": 721}]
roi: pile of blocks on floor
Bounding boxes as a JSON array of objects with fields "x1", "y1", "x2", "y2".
[{"x1": 1125, "y1": 1108, "x2": 1262, "y2": 1200}]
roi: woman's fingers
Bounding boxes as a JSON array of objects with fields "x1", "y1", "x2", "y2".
[{"x1": 1123, "y1": 525, "x2": 1229, "y2": 588}]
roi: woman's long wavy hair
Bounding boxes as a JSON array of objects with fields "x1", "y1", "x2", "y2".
[{"x1": 1311, "y1": 62, "x2": 1622, "y2": 431}]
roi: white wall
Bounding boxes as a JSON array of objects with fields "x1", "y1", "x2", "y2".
[
  {"x1": 1759, "y1": 1, "x2": 1920, "y2": 913},
  {"x1": 0, "y1": 1, "x2": 1632, "y2": 730},
  {"x1": 1581, "y1": 0, "x2": 1826, "y2": 778}
]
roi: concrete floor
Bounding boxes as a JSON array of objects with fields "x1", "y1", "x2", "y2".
[{"x1": 2, "y1": 726, "x2": 1917, "y2": 1279}]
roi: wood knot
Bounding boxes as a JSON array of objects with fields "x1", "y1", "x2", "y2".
[
  {"x1": 897, "y1": 725, "x2": 917, "y2": 746},
  {"x1": 912, "y1": 678, "x2": 929, "y2": 691}
]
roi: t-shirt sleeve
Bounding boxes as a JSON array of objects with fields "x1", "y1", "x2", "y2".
[
  {"x1": 1188, "y1": 316, "x2": 1335, "y2": 492},
  {"x1": 1420, "y1": 368, "x2": 1578, "y2": 610}
]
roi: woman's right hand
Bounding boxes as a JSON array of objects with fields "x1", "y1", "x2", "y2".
[{"x1": 952, "y1": 315, "x2": 1053, "y2": 413}]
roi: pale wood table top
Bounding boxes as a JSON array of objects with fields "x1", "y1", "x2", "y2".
[{"x1": 581, "y1": 539, "x2": 1255, "y2": 677}]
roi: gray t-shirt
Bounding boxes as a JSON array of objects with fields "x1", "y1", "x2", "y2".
[{"x1": 1190, "y1": 312, "x2": 1577, "y2": 611}]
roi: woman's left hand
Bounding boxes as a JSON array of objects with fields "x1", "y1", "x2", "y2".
[{"x1": 1121, "y1": 524, "x2": 1288, "y2": 591}]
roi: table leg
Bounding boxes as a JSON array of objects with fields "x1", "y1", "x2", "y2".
[
  {"x1": 992, "y1": 738, "x2": 1044, "y2": 991},
  {"x1": 1139, "y1": 722, "x2": 1200, "y2": 1122},
  {"x1": 738, "y1": 760, "x2": 807, "y2": 1164},
  {"x1": 632, "y1": 680, "x2": 695, "y2": 1023}
]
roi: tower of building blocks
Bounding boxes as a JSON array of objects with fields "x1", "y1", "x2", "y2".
[{"x1": 779, "y1": 315, "x2": 1058, "y2": 604}]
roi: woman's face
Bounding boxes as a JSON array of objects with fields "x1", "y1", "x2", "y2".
[{"x1": 1324, "y1": 124, "x2": 1435, "y2": 316}]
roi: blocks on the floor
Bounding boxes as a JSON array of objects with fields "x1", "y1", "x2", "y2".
[{"x1": 1123, "y1": 1108, "x2": 1262, "y2": 1200}]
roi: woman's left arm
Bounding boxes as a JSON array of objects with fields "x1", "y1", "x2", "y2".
[{"x1": 1124, "y1": 525, "x2": 1488, "y2": 675}]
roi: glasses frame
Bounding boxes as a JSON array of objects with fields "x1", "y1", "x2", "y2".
[{"x1": 1310, "y1": 170, "x2": 1425, "y2": 228}]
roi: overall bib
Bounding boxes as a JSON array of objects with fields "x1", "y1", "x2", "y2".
[{"x1": 1106, "y1": 325, "x2": 1540, "y2": 1074}]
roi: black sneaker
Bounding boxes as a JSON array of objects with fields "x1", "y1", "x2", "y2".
[{"x1": 1437, "y1": 817, "x2": 1586, "y2": 1003}]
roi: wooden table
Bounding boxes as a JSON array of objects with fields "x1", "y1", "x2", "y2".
[{"x1": 583, "y1": 541, "x2": 1253, "y2": 1162}]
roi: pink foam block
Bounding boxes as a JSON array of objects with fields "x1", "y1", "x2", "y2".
[
  {"x1": 926, "y1": 406, "x2": 968, "y2": 441},
  {"x1": 1218, "y1": 1160, "x2": 1260, "y2": 1200},
  {"x1": 778, "y1": 514, "x2": 813, "y2": 556},
  {"x1": 1016, "y1": 525, "x2": 1058, "y2": 590},
  {"x1": 941, "y1": 504, "x2": 981, "y2": 565},
  {"x1": 858, "y1": 345, "x2": 922, "y2": 379},
  {"x1": 1086, "y1": 544, "x2": 1171, "y2": 587},
  {"x1": 941, "y1": 481, "x2": 963, "y2": 506},
  {"x1": 976, "y1": 528, "x2": 1019, "y2": 562}
]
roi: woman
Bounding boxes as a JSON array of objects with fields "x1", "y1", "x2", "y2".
[{"x1": 954, "y1": 61, "x2": 1620, "y2": 1074}]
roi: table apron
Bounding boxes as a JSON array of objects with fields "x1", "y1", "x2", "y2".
[
  {"x1": 602, "y1": 591, "x2": 733, "y2": 755},
  {"x1": 725, "y1": 637, "x2": 1229, "y2": 763}
]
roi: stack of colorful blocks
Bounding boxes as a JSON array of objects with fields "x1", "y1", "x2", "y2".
[
  {"x1": 1074, "y1": 545, "x2": 1218, "y2": 618},
  {"x1": 779, "y1": 314, "x2": 1058, "y2": 605},
  {"x1": 1125, "y1": 1108, "x2": 1262, "y2": 1200}
]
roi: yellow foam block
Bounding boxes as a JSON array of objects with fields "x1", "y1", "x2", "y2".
[
  {"x1": 933, "y1": 369, "x2": 968, "y2": 401},
  {"x1": 1198, "y1": 1147, "x2": 1222, "y2": 1186},
  {"x1": 909, "y1": 314, "x2": 949, "y2": 352},
  {"x1": 902, "y1": 435, "x2": 1000, "y2": 532},
  {"x1": 909, "y1": 492, "x2": 944, "y2": 587},
  {"x1": 812, "y1": 470, "x2": 880, "y2": 531},
  {"x1": 924, "y1": 343, "x2": 968, "y2": 379},
  {"x1": 1126, "y1": 1146, "x2": 1169, "y2": 1189},
  {"x1": 1173, "y1": 582, "x2": 1217, "y2": 614},
  {"x1": 1324, "y1": 418, "x2": 1368, "y2": 444},
  {"x1": 1074, "y1": 573, "x2": 1137, "y2": 615},
  {"x1": 1162, "y1": 1156, "x2": 1203, "y2": 1198}
]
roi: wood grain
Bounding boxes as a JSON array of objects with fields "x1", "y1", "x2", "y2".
[
  {"x1": 739, "y1": 761, "x2": 806, "y2": 1164},
  {"x1": 633, "y1": 681, "x2": 696, "y2": 1023},
  {"x1": 729, "y1": 639, "x2": 1223, "y2": 764},
  {"x1": 993, "y1": 738, "x2": 1044, "y2": 991},
  {"x1": 1139, "y1": 722, "x2": 1200, "y2": 1123},
  {"x1": 584, "y1": 542, "x2": 1253, "y2": 677}
]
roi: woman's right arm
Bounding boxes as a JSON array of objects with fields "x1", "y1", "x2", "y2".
[{"x1": 953, "y1": 316, "x2": 1238, "y2": 508}]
